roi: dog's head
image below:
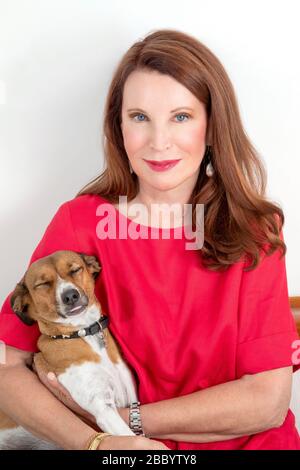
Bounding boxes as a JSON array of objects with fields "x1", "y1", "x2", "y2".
[{"x1": 10, "y1": 250, "x2": 101, "y2": 326}]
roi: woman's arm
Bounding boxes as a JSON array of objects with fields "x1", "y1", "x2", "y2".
[
  {"x1": 138, "y1": 367, "x2": 292, "y2": 441},
  {"x1": 41, "y1": 364, "x2": 292, "y2": 444},
  {"x1": 0, "y1": 346, "x2": 170, "y2": 450},
  {"x1": 0, "y1": 346, "x2": 99, "y2": 450}
]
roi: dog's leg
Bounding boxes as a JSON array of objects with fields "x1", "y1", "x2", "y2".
[
  {"x1": 115, "y1": 362, "x2": 138, "y2": 406},
  {"x1": 58, "y1": 363, "x2": 136, "y2": 436},
  {"x1": 36, "y1": 355, "x2": 136, "y2": 436},
  {"x1": 95, "y1": 403, "x2": 136, "y2": 436},
  {"x1": 0, "y1": 427, "x2": 62, "y2": 450}
]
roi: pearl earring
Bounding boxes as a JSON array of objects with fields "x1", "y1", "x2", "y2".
[
  {"x1": 205, "y1": 145, "x2": 214, "y2": 177},
  {"x1": 206, "y1": 162, "x2": 214, "y2": 177},
  {"x1": 129, "y1": 162, "x2": 134, "y2": 174}
]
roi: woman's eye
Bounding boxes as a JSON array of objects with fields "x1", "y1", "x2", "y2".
[
  {"x1": 175, "y1": 113, "x2": 190, "y2": 122},
  {"x1": 70, "y1": 267, "x2": 83, "y2": 275},
  {"x1": 131, "y1": 113, "x2": 147, "y2": 122}
]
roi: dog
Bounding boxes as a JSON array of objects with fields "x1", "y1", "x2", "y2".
[{"x1": 0, "y1": 250, "x2": 138, "y2": 449}]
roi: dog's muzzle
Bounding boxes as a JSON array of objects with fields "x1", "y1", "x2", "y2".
[{"x1": 60, "y1": 288, "x2": 89, "y2": 316}]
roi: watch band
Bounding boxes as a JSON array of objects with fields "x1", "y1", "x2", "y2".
[{"x1": 129, "y1": 401, "x2": 145, "y2": 436}]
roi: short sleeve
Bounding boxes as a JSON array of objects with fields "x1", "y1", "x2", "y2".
[
  {"x1": 0, "y1": 201, "x2": 80, "y2": 353},
  {"x1": 236, "y1": 229, "x2": 300, "y2": 378}
]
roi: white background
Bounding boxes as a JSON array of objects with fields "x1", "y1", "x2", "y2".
[{"x1": 0, "y1": 0, "x2": 299, "y2": 296}]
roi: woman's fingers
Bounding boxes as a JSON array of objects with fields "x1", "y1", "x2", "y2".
[
  {"x1": 47, "y1": 371, "x2": 58, "y2": 383},
  {"x1": 34, "y1": 365, "x2": 49, "y2": 388},
  {"x1": 47, "y1": 372, "x2": 72, "y2": 400},
  {"x1": 46, "y1": 371, "x2": 64, "y2": 393}
]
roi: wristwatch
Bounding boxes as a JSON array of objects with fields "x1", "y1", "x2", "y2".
[{"x1": 129, "y1": 401, "x2": 145, "y2": 436}]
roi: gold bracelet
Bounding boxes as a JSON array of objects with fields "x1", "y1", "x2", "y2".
[
  {"x1": 86, "y1": 432, "x2": 112, "y2": 450},
  {"x1": 85, "y1": 432, "x2": 99, "y2": 450}
]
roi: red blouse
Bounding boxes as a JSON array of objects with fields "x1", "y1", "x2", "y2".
[{"x1": 1, "y1": 194, "x2": 300, "y2": 449}]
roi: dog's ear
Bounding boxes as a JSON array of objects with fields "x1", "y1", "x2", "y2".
[
  {"x1": 79, "y1": 253, "x2": 102, "y2": 280},
  {"x1": 10, "y1": 277, "x2": 36, "y2": 326}
]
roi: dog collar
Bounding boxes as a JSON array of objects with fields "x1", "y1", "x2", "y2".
[{"x1": 49, "y1": 316, "x2": 109, "y2": 340}]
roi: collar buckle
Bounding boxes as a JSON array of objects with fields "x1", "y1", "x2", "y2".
[{"x1": 90, "y1": 320, "x2": 102, "y2": 336}]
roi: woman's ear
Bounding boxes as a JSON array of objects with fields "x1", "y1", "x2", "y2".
[
  {"x1": 78, "y1": 253, "x2": 102, "y2": 280},
  {"x1": 10, "y1": 277, "x2": 36, "y2": 326}
]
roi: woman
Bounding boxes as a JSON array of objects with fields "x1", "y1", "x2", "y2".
[{"x1": 0, "y1": 28, "x2": 299, "y2": 450}]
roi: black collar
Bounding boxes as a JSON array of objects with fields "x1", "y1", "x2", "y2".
[{"x1": 49, "y1": 316, "x2": 109, "y2": 340}]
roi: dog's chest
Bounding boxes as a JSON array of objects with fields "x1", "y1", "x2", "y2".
[
  {"x1": 83, "y1": 333, "x2": 121, "y2": 377},
  {"x1": 57, "y1": 332, "x2": 134, "y2": 409}
]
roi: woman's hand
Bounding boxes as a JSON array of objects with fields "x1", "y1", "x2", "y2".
[
  {"x1": 33, "y1": 365, "x2": 170, "y2": 449},
  {"x1": 97, "y1": 435, "x2": 171, "y2": 450},
  {"x1": 33, "y1": 362, "x2": 131, "y2": 431},
  {"x1": 33, "y1": 361, "x2": 170, "y2": 449}
]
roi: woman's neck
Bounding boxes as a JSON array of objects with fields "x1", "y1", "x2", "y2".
[{"x1": 122, "y1": 191, "x2": 192, "y2": 229}]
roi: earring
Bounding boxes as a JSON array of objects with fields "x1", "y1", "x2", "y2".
[
  {"x1": 205, "y1": 145, "x2": 214, "y2": 177},
  {"x1": 206, "y1": 162, "x2": 214, "y2": 177},
  {"x1": 129, "y1": 161, "x2": 134, "y2": 174}
]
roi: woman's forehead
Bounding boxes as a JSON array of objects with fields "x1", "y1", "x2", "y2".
[{"x1": 122, "y1": 70, "x2": 202, "y2": 110}]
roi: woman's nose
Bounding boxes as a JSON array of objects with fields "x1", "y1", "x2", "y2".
[{"x1": 149, "y1": 131, "x2": 171, "y2": 152}]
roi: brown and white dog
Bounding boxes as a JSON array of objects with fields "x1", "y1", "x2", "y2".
[{"x1": 0, "y1": 250, "x2": 138, "y2": 450}]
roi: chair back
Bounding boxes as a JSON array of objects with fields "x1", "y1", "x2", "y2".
[{"x1": 290, "y1": 297, "x2": 300, "y2": 336}]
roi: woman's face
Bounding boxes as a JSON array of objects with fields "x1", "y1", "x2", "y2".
[{"x1": 120, "y1": 69, "x2": 208, "y2": 193}]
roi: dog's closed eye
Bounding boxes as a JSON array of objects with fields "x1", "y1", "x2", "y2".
[
  {"x1": 34, "y1": 281, "x2": 52, "y2": 289},
  {"x1": 70, "y1": 267, "x2": 83, "y2": 275}
]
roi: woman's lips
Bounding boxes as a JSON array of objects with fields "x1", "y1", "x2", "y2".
[{"x1": 144, "y1": 159, "x2": 181, "y2": 172}]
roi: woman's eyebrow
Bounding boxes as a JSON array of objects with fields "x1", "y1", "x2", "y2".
[{"x1": 126, "y1": 106, "x2": 194, "y2": 113}]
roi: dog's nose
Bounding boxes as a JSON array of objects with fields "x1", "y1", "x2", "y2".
[{"x1": 61, "y1": 288, "x2": 80, "y2": 306}]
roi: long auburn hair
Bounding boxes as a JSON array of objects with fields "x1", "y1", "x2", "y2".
[{"x1": 76, "y1": 28, "x2": 286, "y2": 272}]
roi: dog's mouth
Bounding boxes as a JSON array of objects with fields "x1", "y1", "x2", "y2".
[
  {"x1": 59, "y1": 296, "x2": 89, "y2": 318},
  {"x1": 66, "y1": 304, "x2": 88, "y2": 316}
]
